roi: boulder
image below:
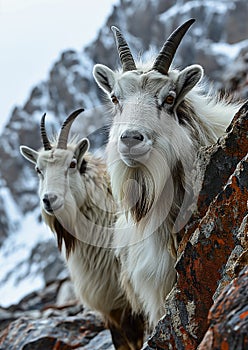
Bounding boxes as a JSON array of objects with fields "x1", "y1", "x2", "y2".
[{"x1": 0, "y1": 312, "x2": 105, "y2": 350}]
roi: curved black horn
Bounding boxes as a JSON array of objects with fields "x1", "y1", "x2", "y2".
[
  {"x1": 153, "y1": 18, "x2": 195, "y2": 75},
  {"x1": 40, "y1": 113, "x2": 52, "y2": 151},
  {"x1": 57, "y1": 108, "x2": 84, "y2": 149},
  {"x1": 111, "y1": 26, "x2": 136, "y2": 72}
]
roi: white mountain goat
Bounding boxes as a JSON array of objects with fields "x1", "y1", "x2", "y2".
[
  {"x1": 20, "y1": 109, "x2": 144, "y2": 350},
  {"x1": 93, "y1": 19, "x2": 242, "y2": 327}
]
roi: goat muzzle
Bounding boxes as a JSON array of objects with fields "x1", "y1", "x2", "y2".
[{"x1": 42, "y1": 192, "x2": 63, "y2": 214}]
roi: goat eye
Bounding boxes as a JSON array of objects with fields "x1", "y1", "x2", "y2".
[
  {"x1": 69, "y1": 160, "x2": 77, "y2": 169},
  {"x1": 164, "y1": 95, "x2": 175, "y2": 105},
  {"x1": 111, "y1": 95, "x2": 119, "y2": 104}
]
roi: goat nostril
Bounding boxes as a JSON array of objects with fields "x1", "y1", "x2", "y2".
[
  {"x1": 43, "y1": 198, "x2": 48, "y2": 205},
  {"x1": 43, "y1": 194, "x2": 58, "y2": 210},
  {"x1": 120, "y1": 130, "x2": 144, "y2": 147},
  {"x1": 43, "y1": 195, "x2": 50, "y2": 206}
]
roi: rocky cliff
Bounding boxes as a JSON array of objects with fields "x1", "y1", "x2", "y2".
[
  {"x1": 0, "y1": 0, "x2": 247, "y2": 349},
  {"x1": 146, "y1": 100, "x2": 248, "y2": 350}
]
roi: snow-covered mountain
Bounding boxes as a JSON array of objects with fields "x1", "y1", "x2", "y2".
[{"x1": 0, "y1": 0, "x2": 248, "y2": 307}]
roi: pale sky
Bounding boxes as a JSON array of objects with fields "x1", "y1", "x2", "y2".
[{"x1": 0, "y1": 0, "x2": 117, "y2": 130}]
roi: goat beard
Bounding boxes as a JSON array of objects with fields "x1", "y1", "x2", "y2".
[
  {"x1": 41, "y1": 195, "x2": 78, "y2": 257},
  {"x1": 111, "y1": 161, "x2": 157, "y2": 223}
]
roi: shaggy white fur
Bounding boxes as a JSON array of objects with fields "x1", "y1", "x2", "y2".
[{"x1": 20, "y1": 131, "x2": 145, "y2": 349}]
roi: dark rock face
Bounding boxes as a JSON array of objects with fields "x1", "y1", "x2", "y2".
[
  {"x1": 146, "y1": 102, "x2": 248, "y2": 349},
  {"x1": 0, "y1": 312, "x2": 106, "y2": 350},
  {"x1": 0, "y1": 279, "x2": 113, "y2": 350},
  {"x1": 198, "y1": 266, "x2": 248, "y2": 350}
]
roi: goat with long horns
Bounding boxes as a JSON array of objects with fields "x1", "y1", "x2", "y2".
[
  {"x1": 93, "y1": 19, "x2": 242, "y2": 328},
  {"x1": 20, "y1": 109, "x2": 145, "y2": 350}
]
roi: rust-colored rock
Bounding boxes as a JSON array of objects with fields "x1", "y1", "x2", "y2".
[
  {"x1": 0, "y1": 313, "x2": 105, "y2": 350},
  {"x1": 198, "y1": 266, "x2": 248, "y2": 350},
  {"x1": 147, "y1": 102, "x2": 248, "y2": 349}
]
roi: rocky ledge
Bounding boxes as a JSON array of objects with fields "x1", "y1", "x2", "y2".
[{"x1": 0, "y1": 279, "x2": 114, "y2": 350}]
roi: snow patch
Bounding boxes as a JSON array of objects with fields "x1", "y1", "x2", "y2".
[
  {"x1": 211, "y1": 40, "x2": 248, "y2": 61},
  {"x1": 0, "y1": 186, "x2": 21, "y2": 226},
  {"x1": 160, "y1": 0, "x2": 234, "y2": 22},
  {"x1": 0, "y1": 209, "x2": 51, "y2": 307}
]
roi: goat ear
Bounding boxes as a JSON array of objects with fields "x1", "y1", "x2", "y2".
[
  {"x1": 75, "y1": 138, "x2": 89, "y2": 166},
  {"x1": 175, "y1": 65, "x2": 203, "y2": 106},
  {"x1": 93, "y1": 64, "x2": 116, "y2": 94},
  {"x1": 20, "y1": 146, "x2": 38, "y2": 164}
]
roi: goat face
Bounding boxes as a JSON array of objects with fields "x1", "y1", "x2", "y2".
[
  {"x1": 93, "y1": 20, "x2": 203, "y2": 221},
  {"x1": 20, "y1": 109, "x2": 88, "y2": 225},
  {"x1": 94, "y1": 65, "x2": 202, "y2": 165},
  {"x1": 20, "y1": 139, "x2": 89, "y2": 216},
  {"x1": 93, "y1": 66, "x2": 202, "y2": 219},
  {"x1": 93, "y1": 20, "x2": 202, "y2": 171}
]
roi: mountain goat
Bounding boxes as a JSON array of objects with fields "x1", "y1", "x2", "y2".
[
  {"x1": 93, "y1": 19, "x2": 242, "y2": 327},
  {"x1": 20, "y1": 109, "x2": 144, "y2": 350}
]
